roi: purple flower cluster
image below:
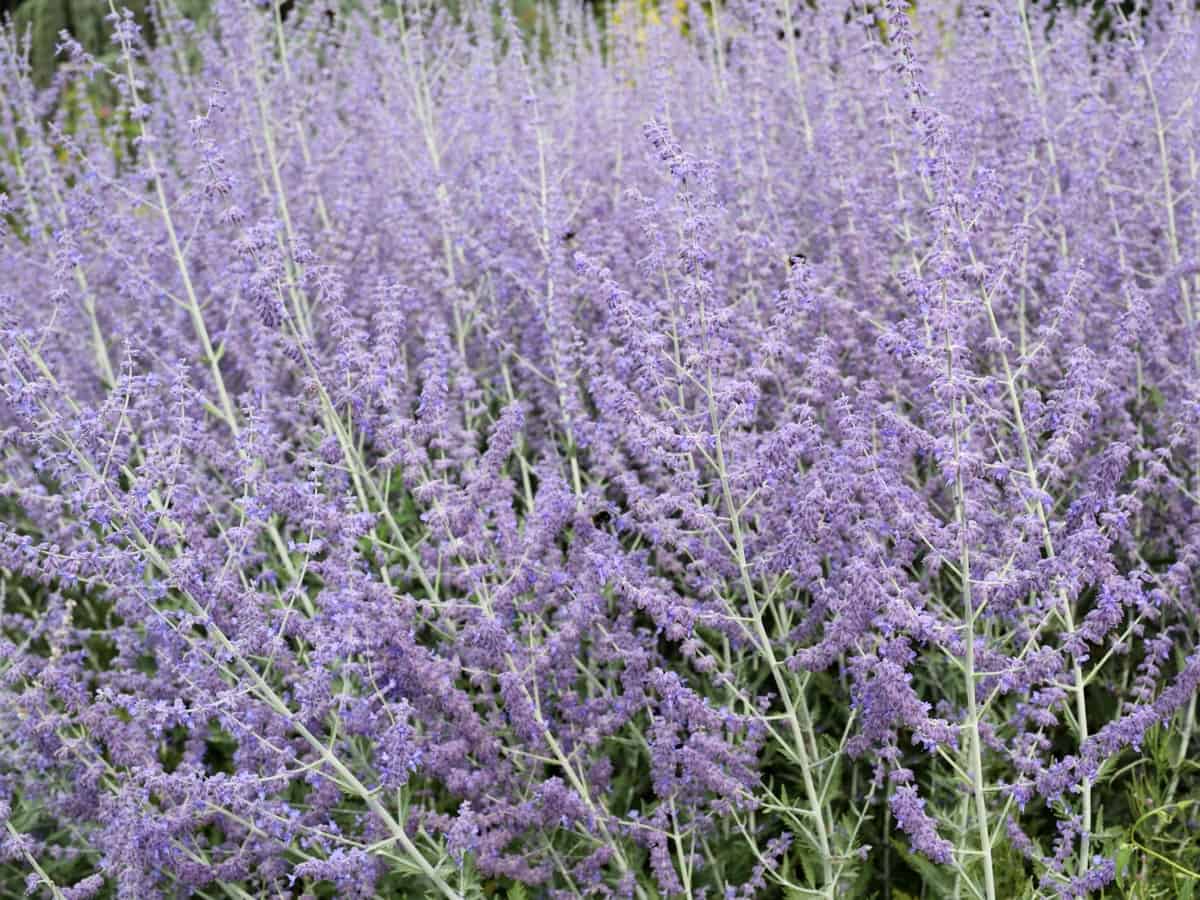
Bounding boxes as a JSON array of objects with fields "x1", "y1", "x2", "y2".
[{"x1": 1, "y1": 0, "x2": 1199, "y2": 896}]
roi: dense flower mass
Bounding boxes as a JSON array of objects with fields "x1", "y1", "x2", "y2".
[{"x1": 1, "y1": 0, "x2": 1199, "y2": 896}]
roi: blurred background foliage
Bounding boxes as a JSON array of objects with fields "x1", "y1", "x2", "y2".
[
  {"x1": 0, "y1": 0, "x2": 550, "y2": 88},
  {"x1": 0, "y1": 0, "x2": 1153, "y2": 88}
]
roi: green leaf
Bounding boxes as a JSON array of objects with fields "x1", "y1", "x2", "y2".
[
  {"x1": 890, "y1": 839, "x2": 956, "y2": 897},
  {"x1": 836, "y1": 860, "x2": 875, "y2": 900},
  {"x1": 795, "y1": 845, "x2": 817, "y2": 887},
  {"x1": 1116, "y1": 843, "x2": 1134, "y2": 883}
]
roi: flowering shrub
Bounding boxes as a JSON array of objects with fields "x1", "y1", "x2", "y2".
[{"x1": 1, "y1": 0, "x2": 1199, "y2": 897}]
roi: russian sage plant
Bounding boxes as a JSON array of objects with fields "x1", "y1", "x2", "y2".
[{"x1": 1, "y1": 0, "x2": 1199, "y2": 897}]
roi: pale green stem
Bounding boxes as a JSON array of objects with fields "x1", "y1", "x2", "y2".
[
  {"x1": 944, "y1": 325, "x2": 997, "y2": 900},
  {"x1": 5, "y1": 823, "x2": 68, "y2": 900}
]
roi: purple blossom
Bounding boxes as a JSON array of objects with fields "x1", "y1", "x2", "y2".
[{"x1": 0, "y1": 1, "x2": 1197, "y2": 897}]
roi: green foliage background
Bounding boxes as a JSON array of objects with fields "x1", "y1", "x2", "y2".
[
  {"x1": 0, "y1": 0, "x2": 1156, "y2": 88},
  {"x1": 0, "y1": 0, "x2": 556, "y2": 85},
  {"x1": 2, "y1": 0, "x2": 156, "y2": 83}
]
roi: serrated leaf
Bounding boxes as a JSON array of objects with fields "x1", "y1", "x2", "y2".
[
  {"x1": 890, "y1": 839, "x2": 956, "y2": 896},
  {"x1": 796, "y1": 847, "x2": 817, "y2": 887},
  {"x1": 785, "y1": 888, "x2": 831, "y2": 900},
  {"x1": 836, "y1": 860, "x2": 875, "y2": 900}
]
